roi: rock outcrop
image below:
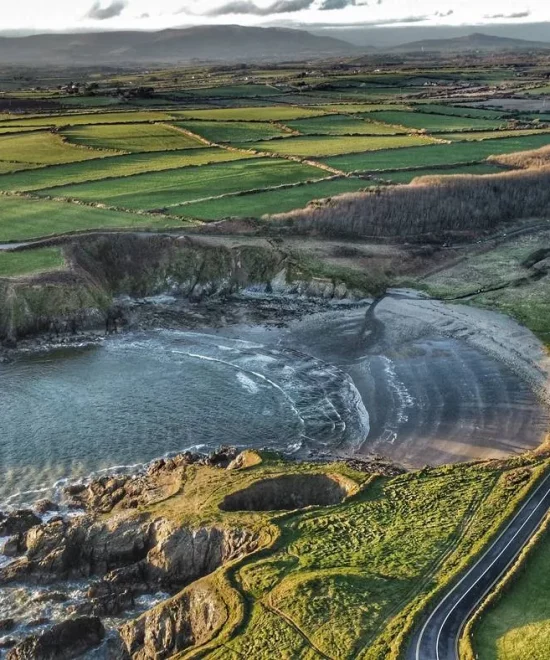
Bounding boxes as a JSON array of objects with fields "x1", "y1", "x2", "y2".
[{"x1": 7, "y1": 616, "x2": 104, "y2": 660}]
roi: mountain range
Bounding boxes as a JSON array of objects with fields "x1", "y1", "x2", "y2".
[{"x1": 0, "y1": 27, "x2": 549, "y2": 66}]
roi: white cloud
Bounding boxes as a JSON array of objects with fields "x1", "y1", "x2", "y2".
[{"x1": 0, "y1": 0, "x2": 546, "y2": 31}]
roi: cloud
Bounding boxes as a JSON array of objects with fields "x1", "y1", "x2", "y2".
[
  {"x1": 435, "y1": 9, "x2": 453, "y2": 17},
  {"x1": 86, "y1": 0, "x2": 127, "y2": 20},
  {"x1": 204, "y1": 0, "x2": 315, "y2": 16},
  {"x1": 484, "y1": 11, "x2": 531, "y2": 19},
  {"x1": 319, "y1": 0, "x2": 356, "y2": 10}
]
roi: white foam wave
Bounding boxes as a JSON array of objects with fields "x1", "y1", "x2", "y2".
[{"x1": 236, "y1": 372, "x2": 260, "y2": 394}]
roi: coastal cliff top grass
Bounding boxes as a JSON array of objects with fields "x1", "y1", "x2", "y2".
[
  {"x1": 124, "y1": 451, "x2": 550, "y2": 660},
  {"x1": 0, "y1": 247, "x2": 66, "y2": 277}
]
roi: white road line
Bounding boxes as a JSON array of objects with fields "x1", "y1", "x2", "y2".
[{"x1": 415, "y1": 471, "x2": 550, "y2": 660}]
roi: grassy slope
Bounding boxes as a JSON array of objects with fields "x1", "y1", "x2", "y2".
[
  {"x1": 0, "y1": 149, "x2": 255, "y2": 192},
  {"x1": 172, "y1": 106, "x2": 328, "y2": 121},
  {"x1": 378, "y1": 163, "x2": 505, "y2": 183},
  {"x1": 0, "y1": 110, "x2": 174, "y2": 128},
  {"x1": 0, "y1": 247, "x2": 65, "y2": 276},
  {"x1": 39, "y1": 158, "x2": 324, "y2": 210},
  {"x1": 285, "y1": 115, "x2": 408, "y2": 136},
  {"x1": 473, "y1": 530, "x2": 550, "y2": 660},
  {"x1": 0, "y1": 196, "x2": 186, "y2": 242},
  {"x1": 125, "y1": 454, "x2": 549, "y2": 660},
  {"x1": 62, "y1": 123, "x2": 204, "y2": 152}
]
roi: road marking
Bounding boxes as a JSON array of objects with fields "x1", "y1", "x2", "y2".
[{"x1": 415, "y1": 470, "x2": 550, "y2": 660}]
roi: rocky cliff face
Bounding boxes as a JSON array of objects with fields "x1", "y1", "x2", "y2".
[{"x1": 0, "y1": 234, "x2": 367, "y2": 344}]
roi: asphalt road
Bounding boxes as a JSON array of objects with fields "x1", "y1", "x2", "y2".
[{"x1": 407, "y1": 470, "x2": 550, "y2": 660}]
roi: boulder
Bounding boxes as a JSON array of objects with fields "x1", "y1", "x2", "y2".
[{"x1": 0, "y1": 510, "x2": 41, "y2": 537}]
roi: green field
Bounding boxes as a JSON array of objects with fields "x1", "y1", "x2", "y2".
[
  {"x1": 40, "y1": 158, "x2": 323, "y2": 210},
  {"x1": 439, "y1": 129, "x2": 550, "y2": 142},
  {"x1": 368, "y1": 110, "x2": 505, "y2": 133},
  {"x1": 0, "y1": 148, "x2": 255, "y2": 192},
  {"x1": 62, "y1": 123, "x2": 204, "y2": 152},
  {"x1": 319, "y1": 103, "x2": 412, "y2": 113},
  {"x1": 172, "y1": 106, "x2": 327, "y2": 122},
  {"x1": 245, "y1": 134, "x2": 436, "y2": 158},
  {"x1": 322, "y1": 133, "x2": 550, "y2": 172},
  {"x1": 414, "y1": 104, "x2": 507, "y2": 119},
  {"x1": 179, "y1": 177, "x2": 370, "y2": 220},
  {"x1": 176, "y1": 120, "x2": 289, "y2": 143},
  {"x1": 0, "y1": 196, "x2": 184, "y2": 242},
  {"x1": 0, "y1": 247, "x2": 65, "y2": 277},
  {"x1": 378, "y1": 163, "x2": 506, "y2": 183},
  {"x1": 0, "y1": 131, "x2": 122, "y2": 168},
  {"x1": 0, "y1": 110, "x2": 174, "y2": 128},
  {"x1": 0, "y1": 126, "x2": 44, "y2": 135},
  {"x1": 187, "y1": 84, "x2": 282, "y2": 98},
  {"x1": 473, "y1": 530, "x2": 550, "y2": 660},
  {"x1": 285, "y1": 114, "x2": 408, "y2": 135}
]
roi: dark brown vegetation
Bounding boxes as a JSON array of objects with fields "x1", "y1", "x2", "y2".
[
  {"x1": 490, "y1": 144, "x2": 550, "y2": 169},
  {"x1": 269, "y1": 167, "x2": 550, "y2": 241}
]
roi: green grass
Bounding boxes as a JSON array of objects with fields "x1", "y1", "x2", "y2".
[
  {"x1": 0, "y1": 247, "x2": 65, "y2": 277},
  {"x1": 188, "y1": 84, "x2": 282, "y2": 98},
  {"x1": 178, "y1": 178, "x2": 371, "y2": 220},
  {"x1": 0, "y1": 110, "x2": 174, "y2": 128},
  {"x1": 0, "y1": 196, "x2": 185, "y2": 242},
  {"x1": 318, "y1": 104, "x2": 412, "y2": 113},
  {"x1": 285, "y1": 114, "x2": 408, "y2": 135},
  {"x1": 378, "y1": 163, "x2": 506, "y2": 183},
  {"x1": 243, "y1": 134, "x2": 436, "y2": 158},
  {"x1": 439, "y1": 129, "x2": 550, "y2": 142},
  {"x1": 61, "y1": 123, "x2": 204, "y2": 152},
  {"x1": 322, "y1": 133, "x2": 550, "y2": 172},
  {"x1": 171, "y1": 106, "x2": 328, "y2": 122},
  {"x1": 413, "y1": 104, "x2": 506, "y2": 119},
  {"x1": 0, "y1": 148, "x2": 255, "y2": 192},
  {"x1": 181, "y1": 457, "x2": 545, "y2": 660},
  {"x1": 473, "y1": 530, "x2": 550, "y2": 660},
  {"x1": 39, "y1": 158, "x2": 323, "y2": 210},
  {"x1": 368, "y1": 110, "x2": 504, "y2": 132},
  {"x1": 0, "y1": 126, "x2": 43, "y2": 135},
  {"x1": 175, "y1": 120, "x2": 288, "y2": 143},
  {"x1": 0, "y1": 131, "x2": 123, "y2": 168}
]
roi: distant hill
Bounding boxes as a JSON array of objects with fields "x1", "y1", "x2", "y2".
[
  {"x1": 0, "y1": 25, "x2": 356, "y2": 66},
  {"x1": 390, "y1": 32, "x2": 550, "y2": 53}
]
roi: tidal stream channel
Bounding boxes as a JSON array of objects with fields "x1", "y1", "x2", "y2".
[{"x1": 1, "y1": 290, "x2": 548, "y2": 510}]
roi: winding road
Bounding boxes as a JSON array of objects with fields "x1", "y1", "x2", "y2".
[{"x1": 407, "y1": 470, "x2": 550, "y2": 660}]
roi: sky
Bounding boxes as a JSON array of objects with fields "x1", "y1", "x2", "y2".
[{"x1": 1, "y1": 0, "x2": 549, "y2": 33}]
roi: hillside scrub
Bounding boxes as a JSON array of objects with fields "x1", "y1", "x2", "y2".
[
  {"x1": 269, "y1": 167, "x2": 550, "y2": 240},
  {"x1": 489, "y1": 144, "x2": 550, "y2": 169}
]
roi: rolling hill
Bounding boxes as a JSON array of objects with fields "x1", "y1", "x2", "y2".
[{"x1": 391, "y1": 32, "x2": 550, "y2": 53}]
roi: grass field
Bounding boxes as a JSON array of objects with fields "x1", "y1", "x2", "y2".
[
  {"x1": 414, "y1": 104, "x2": 506, "y2": 119},
  {"x1": 178, "y1": 177, "x2": 371, "y2": 220},
  {"x1": 322, "y1": 133, "x2": 550, "y2": 172},
  {"x1": 0, "y1": 110, "x2": 174, "y2": 128},
  {"x1": 0, "y1": 247, "x2": 65, "y2": 277},
  {"x1": 175, "y1": 120, "x2": 289, "y2": 143},
  {"x1": 439, "y1": 129, "x2": 550, "y2": 142},
  {"x1": 0, "y1": 148, "x2": 255, "y2": 192},
  {"x1": 378, "y1": 163, "x2": 506, "y2": 183},
  {"x1": 151, "y1": 454, "x2": 545, "y2": 660},
  {"x1": 245, "y1": 134, "x2": 437, "y2": 158},
  {"x1": 188, "y1": 84, "x2": 282, "y2": 97},
  {"x1": 0, "y1": 196, "x2": 185, "y2": 242},
  {"x1": 285, "y1": 114, "x2": 408, "y2": 135},
  {"x1": 172, "y1": 106, "x2": 328, "y2": 121},
  {"x1": 318, "y1": 104, "x2": 412, "y2": 113},
  {"x1": 473, "y1": 530, "x2": 550, "y2": 660},
  {"x1": 40, "y1": 158, "x2": 323, "y2": 210},
  {"x1": 0, "y1": 131, "x2": 122, "y2": 168},
  {"x1": 367, "y1": 110, "x2": 505, "y2": 132},
  {"x1": 62, "y1": 123, "x2": 204, "y2": 152}
]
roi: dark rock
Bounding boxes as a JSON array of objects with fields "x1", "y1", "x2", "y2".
[
  {"x1": 0, "y1": 638, "x2": 16, "y2": 650},
  {"x1": 34, "y1": 501, "x2": 59, "y2": 516},
  {"x1": 26, "y1": 617, "x2": 49, "y2": 628},
  {"x1": 2, "y1": 536, "x2": 22, "y2": 558},
  {"x1": 0, "y1": 619, "x2": 15, "y2": 633},
  {"x1": 7, "y1": 617, "x2": 105, "y2": 660},
  {"x1": 0, "y1": 511, "x2": 41, "y2": 537},
  {"x1": 31, "y1": 592, "x2": 68, "y2": 605},
  {"x1": 64, "y1": 484, "x2": 86, "y2": 497},
  {"x1": 207, "y1": 446, "x2": 239, "y2": 468}
]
